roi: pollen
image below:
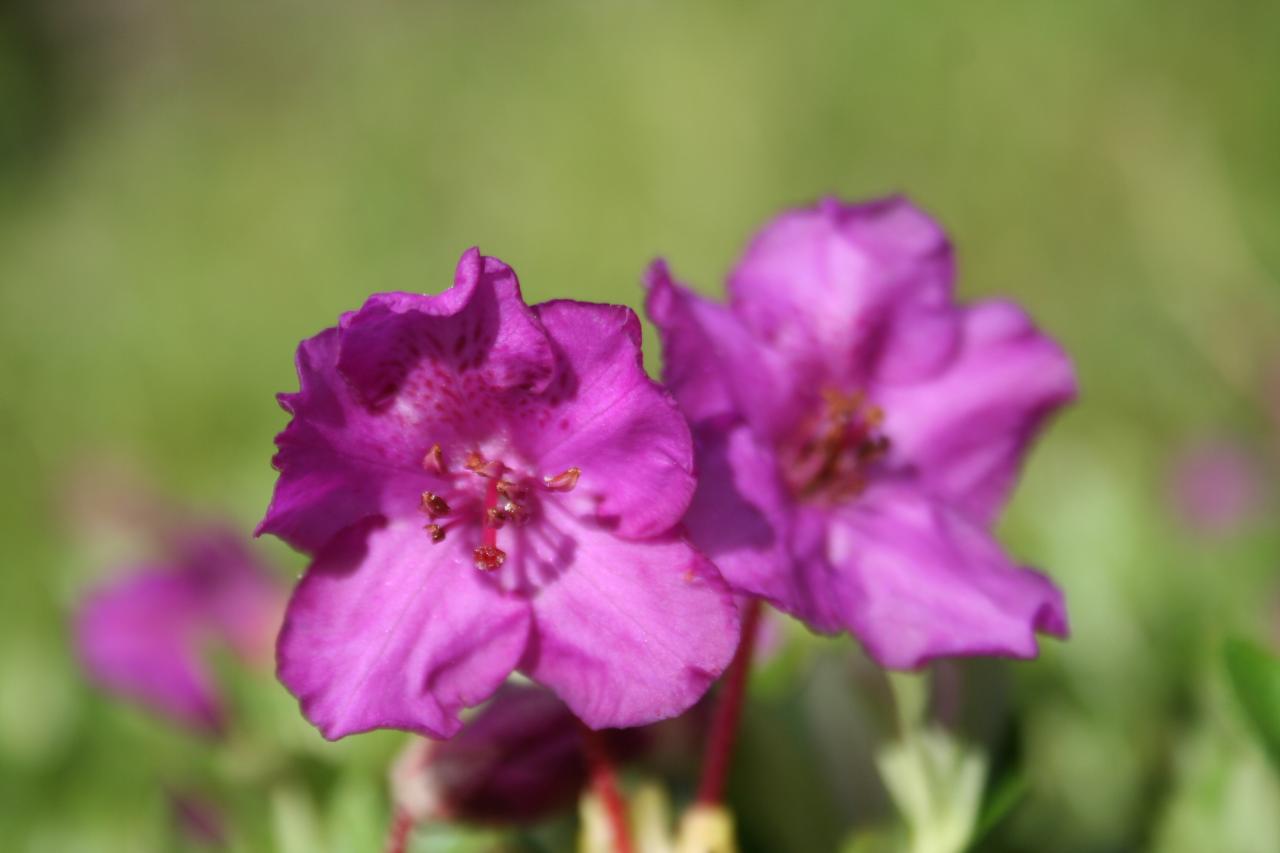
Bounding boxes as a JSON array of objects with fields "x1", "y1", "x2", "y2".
[
  {"x1": 544, "y1": 467, "x2": 581, "y2": 492},
  {"x1": 474, "y1": 545, "x2": 507, "y2": 571},
  {"x1": 420, "y1": 491, "x2": 451, "y2": 518}
]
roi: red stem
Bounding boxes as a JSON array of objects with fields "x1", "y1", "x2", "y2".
[
  {"x1": 696, "y1": 597, "x2": 764, "y2": 805},
  {"x1": 581, "y1": 726, "x2": 634, "y2": 853},
  {"x1": 384, "y1": 808, "x2": 413, "y2": 853}
]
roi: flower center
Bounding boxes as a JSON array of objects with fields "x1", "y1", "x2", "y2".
[
  {"x1": 780, "y1": 389, "x2": 890, "y2": 504},
  {"x1": 416, "y1": 444, "x2": 579, "y2": 570}
]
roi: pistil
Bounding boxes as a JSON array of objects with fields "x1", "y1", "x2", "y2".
[{"x1": 474, "y1": 474, "x2": 508, "y2": 570}]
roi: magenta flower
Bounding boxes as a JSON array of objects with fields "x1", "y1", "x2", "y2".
[
  {"x1": 75, "y1": 528, "x2": 283, "y2": 733},
  {"x1": 259, "y1": 248, "x2": 738, "y2": 740},
  {"x1": 645, "y1": 196, "x2": 1075, "y2": 668}
]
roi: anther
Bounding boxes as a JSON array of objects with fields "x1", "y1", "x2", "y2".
[
  {"x1": 420, "y1": 491, "x2": 451, "y2": 518},
  {"x1": 464, "y1": 452, "x2": 503, "y2": 479},
  {"x1": 473, "y1": 545, "x2": 507, "y2": 571},
  {"x1": 425, "y1": 523, "x2": 446, "y2": 543},
  {"x1": 422, "y1": 444, "x2": 446, "y2": 474},
  {"x1": 503, "y1": 501, "x2": 530, "y2": 526},
  {"x1": 495, "y1": 480, "x2": 527, "y2": 501},
  {"x1": 544, "y1": 467, "x2": 581, "y2": 492},
  {"x1": 485, "y1": 507, "x2": 508, "y2": 529}
]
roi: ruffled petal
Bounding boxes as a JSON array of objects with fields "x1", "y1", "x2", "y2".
[
  {"x1": 337, "y1": 248, "x2": 557, "y2": 413},
  {"x1": 276, "y1": 517, "x2": 531, "y2": 740},
  {"x1": 644, "y1": 260, "x2": 795, "y2": 438},
  {"x1": 727, "y1": 196, "x2": 955, "y2": 388},
  {"x1": 258, "y1": 249, "x2": 558, "y2": 554},
  {"x1": 520, "y1": 506, "x2": 739, "y2": 729},
  {"x1": 876, "y1": 299, "x2": 1077, "y2": 525},
  {"x1": 75, "y1": 568, "x2": 224, "y2": 732},
  {"x1": 256, "y1": 327, "x2": 439, "y2": 552},
  {"x1": 514, "y1": 299, "x2": 695, "y2": 538},
  {"x1": 823, "y1": 483, "x2": 1068, "y2": 669}
]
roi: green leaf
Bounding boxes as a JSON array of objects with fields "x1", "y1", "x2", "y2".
[
  {"x1": 1223, "y1": 638, "x2": 1280, "y2": 772},
  {"x1": 970, "y1": 772, "x2": 1027, "y2": 848}
]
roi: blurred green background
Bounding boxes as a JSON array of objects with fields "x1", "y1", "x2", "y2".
[{"x1": 2, "y1": 1, "x2": 1279, "y2": 851}]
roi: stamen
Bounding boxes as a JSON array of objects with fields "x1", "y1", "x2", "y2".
[
  {"x1": 420, "y1": 491, "x2": 451, "y2": 518},
  {"x1": 473, "y1": 545, "x2": 506, "y2": 571},
  {"x1": 425, "y1": 523, "x2": 446, "y2": 543},
  {"x1": 495, "y1": 480, "x2": 527, "y2": 501},
  {"x1": 422, "y1": 444, "x2": 446, "y2": 474},
  {"x1": 784, "y1": 388, "x2": 891, "y2": 502},
  {"x1": 486, "y1": 507, "x2": 508, "y2": 529},
  {"x1": 544, "y1": 467, "x2": 581, "y2": 492},
  {"x1": 464, "y1": 451, "x2": 504, "y2": 479}
]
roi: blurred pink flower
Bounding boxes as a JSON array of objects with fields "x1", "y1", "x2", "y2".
[
  {"x1": 75, "y1": 528, "x2": 283, "y2": 734},
  {"x1": 1169, "y1": 440, "x2": 1265, "y2": 536},
  {"x1": 645, "y1": 196, "x2": 1075, "y2": 668}
]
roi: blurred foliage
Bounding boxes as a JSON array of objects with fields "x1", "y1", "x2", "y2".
[
  {"x1": 1224, "y1": 639, "x2": 1280, "y2": 773},
  {"x1": 1, "y1": 1, "x2": 1278, "y2": 850}
]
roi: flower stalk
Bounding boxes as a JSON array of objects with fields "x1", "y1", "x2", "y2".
[
  {"x1": 384, "y1": 808, "x2": 413, "y2": 853},
  {"x1": 582, "y1": 726, "x2": 634, "y2": 853},
  {"x1": 696, "y1": 598, "x2": 764, "y2": 805}
]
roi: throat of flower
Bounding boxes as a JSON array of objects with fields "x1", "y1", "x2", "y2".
[
  {"x1": 784, "y1": 389, "x2": 891, "y2": 503},
  {"x1": 416, "y1": 445, "x2": 580, "y2": 573}
]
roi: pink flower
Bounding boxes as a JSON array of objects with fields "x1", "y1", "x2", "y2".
[
  {"x1": 74, "y1": 528, "x2": 282, "y2": 734},
  {"x1": 259, "y1": 249, "x2": 738, "y2": 740},
  {"x1": 645, "y1": 196, "x2": 1075, "y2": 668}
]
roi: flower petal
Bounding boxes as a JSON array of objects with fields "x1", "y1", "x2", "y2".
[
  {"x1": 644, "y1": 260, "x2": 795, "y2": 438},
  {"x1": 520, "y1": 507, "x2": 739, "y2": 729},
  {"x1": 680, "y1": 422, "x2": 809, "y2": 613},
  {"x1": 75, "y1": 568, "x2": 224, "y2": 732},
  {"x1": 515, "y1": 298, "x2": 696, "y2": 538},
  {"x1": 258, "y1": 249, "x2": 558, "y2": 554},
  {"x1": 727, "y1": 196, "x2": 955, "y2": 388},
  {"x1": 276, "y1": 517, "x2": 531, "y2": 740},
  {"x1": 337, "y1": 248, "x2": 557, "y2": 412},
  {"x1": 824, "y1": 483, "x2": 1068, "y2": 669},
  {"x1": 256, "y1": 327, "x2": 438, "y2": 552},
  {"x1": 877, "y1": 300, "x2": 1077, "y2": 525}
]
